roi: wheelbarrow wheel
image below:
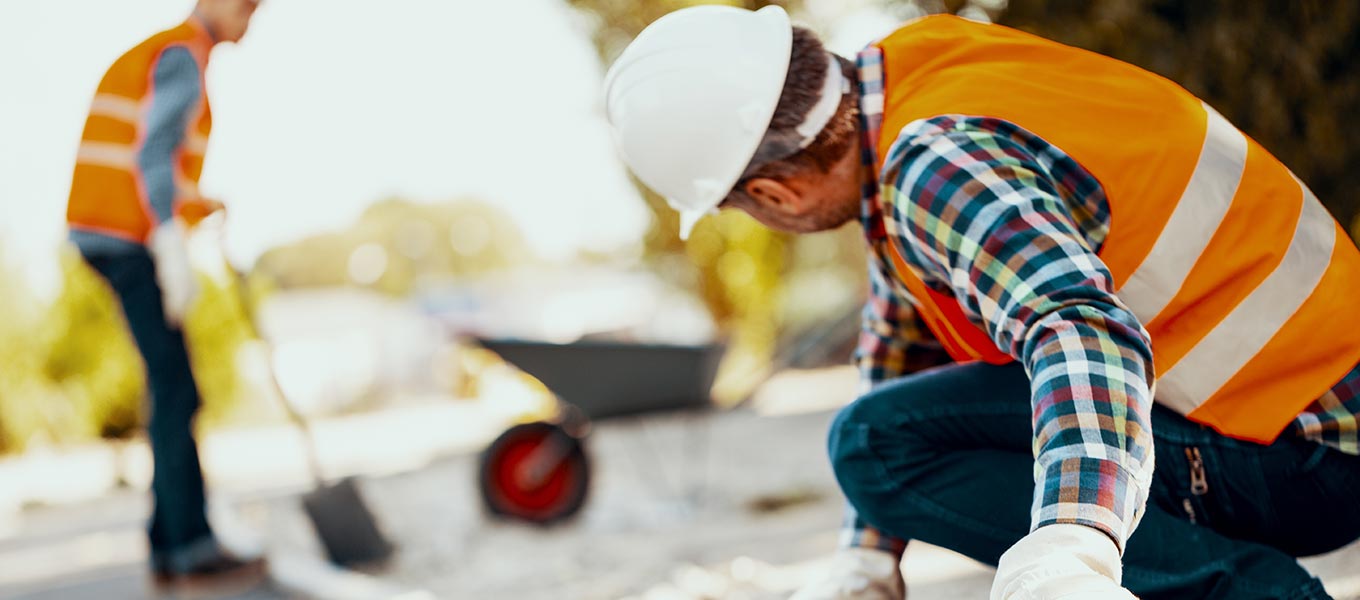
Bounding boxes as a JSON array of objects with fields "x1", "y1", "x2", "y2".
[{"x1": 478, "y1": 421, "x2": 590, "y2": 525}]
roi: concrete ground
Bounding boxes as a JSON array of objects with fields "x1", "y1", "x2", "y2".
[
  {"x1": 2, "y1": 369, "x2": 1359, "y2": 599},
  {"x1": 348, "y1": 407, "x2": 1360, "y2": 600},
  {"x1": 234, "y1": 405, "x2": 1360, "y2": 599},
  {"x1": 0, "y1": 487, "x2": 287, "y2": 600},
  {"x1": 348, "y1": 406, "x2": 1004, "y2": 599},
  {"x1": 0, "y1": 565, "x2": 286, "y2": 600}
]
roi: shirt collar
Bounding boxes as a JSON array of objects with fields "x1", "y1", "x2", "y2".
[{"x1": 856, "y1": 44, "x2": 888, "y2": 242}]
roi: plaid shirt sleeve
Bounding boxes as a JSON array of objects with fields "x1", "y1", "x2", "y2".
[
  {"x1": 853, "y1": 253, "x2": 952, "y2": 395},
  {"x1": 880, "y1": 116, "x2": 1157, "y2": 550}
]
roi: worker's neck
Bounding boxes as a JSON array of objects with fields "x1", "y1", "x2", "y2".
[
  {"x1": 191, "y1": 9, "x2": 223, "y2": 44},
  {"x1": 854, "y1": 121, "x2": 876, "y2": 189}
]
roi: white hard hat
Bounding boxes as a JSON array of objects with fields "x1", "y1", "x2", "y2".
[{"x1": 603, "y1": 5, "x2": 793, "y2": 239}]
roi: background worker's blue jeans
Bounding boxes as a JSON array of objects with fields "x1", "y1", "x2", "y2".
[
  {"x1": 83, "y1": 250, "x2": 216, "y2": 569},
  {"x1": 830, "y1": 362, "x2": 1360, "y2": 600}
]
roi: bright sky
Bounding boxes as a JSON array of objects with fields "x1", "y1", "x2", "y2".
[
  {"x1": 0, "y1": 0, "x2": 903, "y2": 298},
  {"x1": 0, "y1": 0, "x2": 649, "y2": 296}
]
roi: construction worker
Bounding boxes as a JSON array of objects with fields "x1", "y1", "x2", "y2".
[
  {"x1": 66, "y1": 0, "x2": 265, "y2": 592},
  {"x1": 604, "y1": 7, "x2": 1360, "y2": 600}
]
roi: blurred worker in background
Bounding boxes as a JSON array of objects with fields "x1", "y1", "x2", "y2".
[
  {"x1": 605, "y1": 6, "x2": 1360, "y2": 600},
  {"x1": 65, "y1": 0, "x2": 265, "y2": 593}
]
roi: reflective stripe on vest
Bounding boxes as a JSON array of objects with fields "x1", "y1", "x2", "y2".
[
  {"x1": 89, "y1": 94, "x2": 142, "y2": 123},
  {"x1": 76, "y1": 141, "x2": 138, "y2": 170},
  {"x1": 874, "y1": 16, "x2": 1360, "y2": 443},
  {"x1": 183, "y1": 130, "x2": 209, "y2": 155}
]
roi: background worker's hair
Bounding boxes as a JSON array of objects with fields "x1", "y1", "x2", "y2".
[{"x1": 726, "y1": 27, "x2": 858, "y2": 204}]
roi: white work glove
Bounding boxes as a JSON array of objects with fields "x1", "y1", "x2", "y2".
[
  {"x1": 992, "y1": 524, "x2": 1138, "y2": 600},
  {"x1": 790, "y1": 547, "x2": 905, "y2": 600},
  {"x1": 149, "y1": 219, "x2": 198, "y2": 328}
]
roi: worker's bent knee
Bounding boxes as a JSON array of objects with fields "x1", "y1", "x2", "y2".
[
  {"x1": 827, "y1": 387, "x2": 934, "y2": 523},
  {"x1": 828, "y1": 380, "x2": 936, "y2": 459},
  {"x1": 828, "y1": 389, "x2": 896, "y2": 477}
]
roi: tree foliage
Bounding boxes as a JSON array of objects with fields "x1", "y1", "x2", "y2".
[
  {"x1": 37, "y1": 248, "x2": 146, "y2": 443},
  {"x1": 0, "y1": 245, "x2": 251, "y2": 453},
  {"x1": 255, "y1": 199, "x2": 530, "y2": 296}
]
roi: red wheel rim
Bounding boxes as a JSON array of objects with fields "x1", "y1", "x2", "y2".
[{"x1": 490, "y1": 431, "x2": 580, "y2": 517}]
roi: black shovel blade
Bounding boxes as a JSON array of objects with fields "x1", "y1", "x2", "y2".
[{"x1": 301, "y1": 477, "x2": 394, "y2": 567}]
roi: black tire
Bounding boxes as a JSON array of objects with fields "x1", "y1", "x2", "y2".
[{"x1": 478, "y1": 421, "x2": 590, "y2": 525}]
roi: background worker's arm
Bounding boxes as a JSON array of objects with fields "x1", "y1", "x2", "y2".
[
  {"x1": 882, "y1": 116, "x2": 1155, "y2": 594},
  {"x1": 139, "y1": 46, "x2": 203, "y2": 326}
]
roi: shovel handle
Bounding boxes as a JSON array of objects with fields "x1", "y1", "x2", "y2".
[{"x1": 211, "y1": 219, "x2": 329, "y2": 486}]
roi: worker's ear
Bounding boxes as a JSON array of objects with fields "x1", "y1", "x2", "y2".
[{"x1": 742, "y1": 177, "x2": 811, "y2": 217}]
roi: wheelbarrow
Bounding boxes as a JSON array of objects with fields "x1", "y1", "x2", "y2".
[{"x1": 474, "y1": 338, "x2": 725, "y2": 524}]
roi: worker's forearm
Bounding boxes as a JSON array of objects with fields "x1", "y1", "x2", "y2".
[
  {"x1": 1022, "y1": 299, "x2": 1155, "y2": 550},
  {"x1": 880, "y1": 116, "x2": 1157, "y2": 549},
  {"x1": 138, "y1": 46, "x2": 202, "y2": 225}
]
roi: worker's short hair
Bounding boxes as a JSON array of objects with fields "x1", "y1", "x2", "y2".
[{"x1": 726, "y1": 27, "x2": 858, "y2": 203}]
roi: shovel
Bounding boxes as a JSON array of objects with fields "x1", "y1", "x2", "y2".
[{"x1": 216, "y1": 234, "x2": 394, "y2": 568}]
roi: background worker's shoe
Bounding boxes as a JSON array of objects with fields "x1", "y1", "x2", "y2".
[
  {"x1": 790, "y1": 547, "x2": 906, "y2": 600},
  {"x1": 151, "y1": 547, "x2": 268, "y2": 599}
]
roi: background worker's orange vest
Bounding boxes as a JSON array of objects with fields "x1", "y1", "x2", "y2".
[
  {"x1": 875, "y1": 16, "x2": 1360, "y2": 443},
  {"x1": 67, "y1": 18, "x2": 214, "y2": 244}
]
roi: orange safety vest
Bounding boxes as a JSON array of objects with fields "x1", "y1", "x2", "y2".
[
  {"x1": 874, "y1": 16, "x2": 1360, "y2": 444},
  {"x1": 67, "y1": 17, "x2": 215, "y2": 244}
]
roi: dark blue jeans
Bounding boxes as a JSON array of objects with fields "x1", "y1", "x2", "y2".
[
  {"x1": 830, "y1": 362, "x2": 1360, "y2": 600},
  {"x1": 83, "y1": 250, "x2": 214, "y2": 565}
]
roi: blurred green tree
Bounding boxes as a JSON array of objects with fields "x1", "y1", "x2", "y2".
[
  {"x1": 0, "y1": 243, "x2": 251, "y2": 454},
  {"x1": 0, "y1": 248, "x2": 56, "y2": 453},
  {"x1": 183, "y1": 272, "x2": 252, "y2": 427},
  {"x1": 256, "y1": 198, "x2": 530, "y2": 296},
  {"x1": 39, "y1": 248, "x2": 145, "y2": 443}
]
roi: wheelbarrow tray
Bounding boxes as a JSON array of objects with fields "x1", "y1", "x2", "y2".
[{"x1": 477, "y1": 338, "x2": 725, "y2": 420}]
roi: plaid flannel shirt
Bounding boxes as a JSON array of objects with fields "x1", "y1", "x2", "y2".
[{"x1": 845, "y1": 44, "x2": 1360, "y2": 553}]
